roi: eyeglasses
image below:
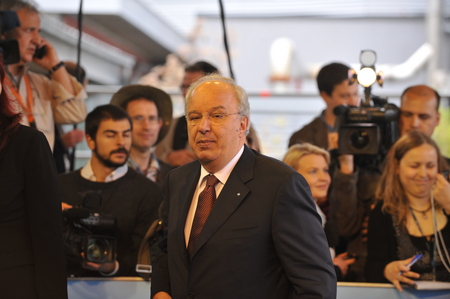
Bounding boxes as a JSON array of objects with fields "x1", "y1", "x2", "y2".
[
  {"x1": 185, "y1": 112, "x2": 241, "y2": 126},
  {"x1": 131, "y1": 115, "x2": 161, "y2": 124}
]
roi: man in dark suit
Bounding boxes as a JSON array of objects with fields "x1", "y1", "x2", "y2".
[
  {"x1": 110, "y1": 85, "x2": 173, "y2": 186},
  {"x1": 152, "y1": 74, "x2": 336, "y2": 299}
]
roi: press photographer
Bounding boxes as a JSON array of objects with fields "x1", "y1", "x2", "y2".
[
  {"x1": 0, "y1": 0, "x2": 87, "y2": 151},
  {"x1": 59, "y1": 105, "x2": 163, "y2": 277}
]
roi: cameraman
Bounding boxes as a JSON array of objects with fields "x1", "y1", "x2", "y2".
[
  {"x1": 59, "y1": 105, "x2": 163, "y2": 276},
  {"x1": 288, "y1": 62, "x2": 360, "y2": 149},
  {"x1": 0, "y1": 0, "x2": 87, "y2": 150}
]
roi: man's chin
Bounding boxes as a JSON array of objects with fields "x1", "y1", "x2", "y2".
[
  {"x1": 195, "y1": 151, "x2": 217, "y2": 164},
  {"x1": 103, "y1": 158, "x2": 127, "y2": 168},
  {"x1": 132, "y1": 143, "x2": 153, "y2": 153}
]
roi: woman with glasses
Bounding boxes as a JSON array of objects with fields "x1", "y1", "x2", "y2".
[{"x1": 365, "y1": 130, "x2": 450, "y2": 291}]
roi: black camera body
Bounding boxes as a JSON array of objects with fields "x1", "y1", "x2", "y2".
[
  {"x1": 63, "y1": 192, "x2": 117, "y2": 265},
  {"x1": 335, "y1": 98, "x2": 399, "y2": 155}
]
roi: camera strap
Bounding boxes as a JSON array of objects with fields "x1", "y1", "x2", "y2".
[
  {"x1": 5, "y1": 74, "x2": 35, "y2": 125},
  {"x1": 136, "y1": 219, "x2": 164, "y2": 280}
]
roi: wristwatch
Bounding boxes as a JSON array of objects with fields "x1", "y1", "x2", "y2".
[{"x1": 49, "y1": 61, "x2": 65, "y2": 75}]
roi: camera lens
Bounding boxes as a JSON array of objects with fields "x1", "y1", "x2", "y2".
[
  {"x1": 87, "y1": 238, "x2": 109, "y2": 262},
  {"x1": 350, "y1": 130, "x2": 370, "y2": 149}
]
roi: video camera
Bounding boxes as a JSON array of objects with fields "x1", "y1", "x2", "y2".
[
  {"x1": 334, "y1": 50, "x2": 399, "y2": 157},
  {"x1": 0, "y1": 10, "x2": 20, "y2": 65},
  {"x1": 63, "y1": 191, "x2": 117, "y2": 265}
]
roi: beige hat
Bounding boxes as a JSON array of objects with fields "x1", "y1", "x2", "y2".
[{"x1": 110, "y1": 85, "x2": 173, "y2": 145}]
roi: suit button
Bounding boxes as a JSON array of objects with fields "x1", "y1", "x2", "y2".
[{"x1": 188, "y1": 292, "x2": 195, "y2": 299}]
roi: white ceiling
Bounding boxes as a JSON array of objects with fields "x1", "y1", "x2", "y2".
[{"x1": 140, "y1": 0, "x2": 447, "y2": 36}]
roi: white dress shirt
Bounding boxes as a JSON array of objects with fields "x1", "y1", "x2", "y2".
[{"x1": 184, "y1": 146, "x2": 245, "y2": 246}]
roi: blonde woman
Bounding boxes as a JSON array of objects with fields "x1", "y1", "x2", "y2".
[{"x1": 283, "y1": 143, "x2": 355, "y2": 280}]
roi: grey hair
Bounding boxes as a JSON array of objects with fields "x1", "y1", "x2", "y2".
[
  {"x1": 0, "y1": 0, "x2": 39, "y2": 12},
  {"x1": 185, "y1": 73, "x2": 250, "y2": 134}
]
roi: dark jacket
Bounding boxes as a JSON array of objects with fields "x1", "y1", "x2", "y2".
[{"x1": 152, "y1": 145, "x2": 336, "y2": 299}]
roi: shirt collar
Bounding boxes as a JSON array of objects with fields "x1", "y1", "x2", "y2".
[
  {"x1": 319, "y1": 110, "x2": 336, "y2": 133},
  {"x1": 127, "y1": 153, "x2": 160, "y2": 182},
  {"x1": 199, "y1": 145, "x2": 245, "y2": 187},
  {"x1": 81, "y1": 157, "x2": 128, "y2": 182}
]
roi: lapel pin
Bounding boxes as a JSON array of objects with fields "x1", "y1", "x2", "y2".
[{"x1": 237, "y1": 193, "x2": 241, "y2": 196}]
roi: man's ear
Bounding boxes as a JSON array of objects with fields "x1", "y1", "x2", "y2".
[
  {"x1": 320, "y1": 91, "x2": 331, "y2": 105},
  {"x1": 86, "y1": 134, "x2": 95, "y2": 150},
  {"x1": 239, "y1": 116, "x2": 249, "y2": 138}
]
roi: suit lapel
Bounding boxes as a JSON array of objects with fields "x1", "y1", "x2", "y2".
[{"x1": 191, "y1": 146, "x2": 255, "y2": 258}]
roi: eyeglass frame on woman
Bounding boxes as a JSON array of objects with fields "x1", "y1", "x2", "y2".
[{"x1": 185, "y1": 112, "x2": 242, "y2": 126}]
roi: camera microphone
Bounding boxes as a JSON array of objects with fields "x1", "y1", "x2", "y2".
[{"x1": 63, "y1": 208, "x2": 92, "y2": 219}]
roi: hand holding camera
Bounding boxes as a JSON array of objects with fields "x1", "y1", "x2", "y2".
[{"x1": 80, "y1": 252, "x2": 117, "y2": 274}]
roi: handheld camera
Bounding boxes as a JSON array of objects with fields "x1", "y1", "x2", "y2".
[{"x1": 63, "y1": 191, "x2": 117, "y2": 265}]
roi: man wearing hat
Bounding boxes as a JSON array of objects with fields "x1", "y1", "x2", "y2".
[{"x1": 111, "y1": 85, "x2": 173, "y2": 186}]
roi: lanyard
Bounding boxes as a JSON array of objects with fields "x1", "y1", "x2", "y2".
[
  {"x1": 409, "y1": 206, "x2": 437, "y2": 280},
  {"x1": 5, "y1": 74, "x2": 35, "y2": 124}
]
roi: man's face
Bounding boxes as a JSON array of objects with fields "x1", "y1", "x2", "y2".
[
  {"x1": 8, "y1": 9, "x2": 41, "y2": 65},
  {"x1": 87, "y1": 119, "x2": 132, "y2": 168},
  {"x1": 186, "y1": 81, "x2": 248, "y2": 172},
  {"x1": 126, "y1": 98, "x2": 162, "y2": 152},
  {"x1": 181, "y1": 71, "x2": 204, "y2": 98},
  {"x1": 399, "y1": 91, "x2": 440, "y2": 137},
  {"x1": 322, "y1": 79, "x2": 360, "y2": 111}
]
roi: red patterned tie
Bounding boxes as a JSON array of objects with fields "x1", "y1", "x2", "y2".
[{"x1": 188, "y1": 174, "x2": 220, "y2": 258}]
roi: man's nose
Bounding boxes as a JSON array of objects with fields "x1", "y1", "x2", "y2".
[
  {"x1": 351, "y1": 94, "x2": 361, "y2": 106},
  {"x1": 197, "y1": 115, "x2": 211, "y2": 133},
  {"x1": 411, "y1": 115, "x2": 420, "y2": 128},
  {"x1": 141, "y1": 117, "x2": 152, "y2": 128},
  {"x1": 31, "y1": 31, "x2": 40, "y2": 44},
  {"x1": 116, "y1": 135, "x2": 125, "y2": 145}
]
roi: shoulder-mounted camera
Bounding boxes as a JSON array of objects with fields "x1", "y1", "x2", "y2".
[{"x1": 335, "y1": 50, "x2": 399, "y2": 157}]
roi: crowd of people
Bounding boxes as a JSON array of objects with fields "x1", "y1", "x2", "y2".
[{"x1": 1, "y1": 0, "x2": 450, "y2": 298}]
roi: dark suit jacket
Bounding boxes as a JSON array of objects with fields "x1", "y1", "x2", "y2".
[
  {"x1": 152, "y1": 146, "x2": 336, "y2": 299},
  {"x1": 0, "y1": 125, "x2": 67, "y2": 298}
]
